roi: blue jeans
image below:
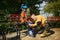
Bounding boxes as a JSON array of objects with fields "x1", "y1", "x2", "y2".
[
  {"x1": 24, "y1": 22, "x2": 32, "y2": 31},
  {"x1": 24, "y1": 22, "x2": 35, "y2": 37}
]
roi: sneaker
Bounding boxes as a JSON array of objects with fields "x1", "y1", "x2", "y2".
[
  {"x1": 28, "y1": 30, "x2": 35, "y2": 37},
  {"x1": 40, "y1": 30, "x2": 47, "y2": 38}
]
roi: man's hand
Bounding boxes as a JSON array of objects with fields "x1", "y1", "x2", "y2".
[{"x1": 29, "y1": 24, "x2": 33, "y2": 26}]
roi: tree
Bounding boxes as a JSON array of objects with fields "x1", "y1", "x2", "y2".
[
  {"x1": 44, "y1": 0, "x2": 60, "y2": 16},
  {"x1": 0, "y1": 0, "x2": 41, "y2": 14}
]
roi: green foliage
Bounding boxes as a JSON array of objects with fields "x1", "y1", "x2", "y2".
[
  {"x1": 30, "y1": 7, "x2": 39, "y2": 15},
  {"x1": 49, "y1": 22, "x2": 60, "y2": 28},
  {"x1": 44, "y1": 0, "x2": 60, "y2": 16},
  {"x1": 0, "y1": 23, "x2": 10, "y2": 31},
  {"x1": 20, "y1": 24, "x2": 27, "y2": 30},
  {"x1": 0, "y1": 0, "x2": 40, "y2": 14}
]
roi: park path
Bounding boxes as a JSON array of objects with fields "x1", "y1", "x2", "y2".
[
  {"x1": 22, "y1": 28, "x2": 60, "y2": 40},
  {"x1": 0, "y1": 28, "x2": 60, "y2": 40}
]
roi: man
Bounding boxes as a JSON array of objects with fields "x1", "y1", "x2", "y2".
[
  {"x1": 29, "y1": 14, "x2": 47, "y2": 37},
  {"x1": 20, "y1": 4, "x2": 35, "y2": 37}
]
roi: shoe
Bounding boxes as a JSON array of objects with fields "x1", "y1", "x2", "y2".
[
  {"x1": 28, "y1": 30, "x2": 35, "y2": 37},
  {"x1": 40, "y1": 30, "x2": 47, "y2": 38},
  {"x1": 40, "y1": 34, "x2": 46, "y2": 37}
]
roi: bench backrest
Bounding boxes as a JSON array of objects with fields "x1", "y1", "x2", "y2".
[
  {"x1": 9, "y1": 14, "x2": 20, "y2": 22},
  {"x1": 47, "y1": 16, "x2": 60, "y2": 22}
]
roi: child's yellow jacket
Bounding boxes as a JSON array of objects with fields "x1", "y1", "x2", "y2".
[{"x1": 32, "y1": 15, "x2": 46, "y2": 27}]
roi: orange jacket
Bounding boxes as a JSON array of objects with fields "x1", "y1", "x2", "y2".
[{"x1": 20, "y1": 11, "x2": 27, "y2": 23}]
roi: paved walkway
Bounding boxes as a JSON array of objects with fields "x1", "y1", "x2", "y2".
[
  {"x1": 22, "y1": 28, "x2": 60, "y2": 40},
  {"x1": 0, "y1": 28, "x2": 60, "y2": 40}
]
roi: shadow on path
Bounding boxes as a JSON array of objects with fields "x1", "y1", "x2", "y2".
[
  {"x1": 41, "y1": 30, "x2": 55, "y2": 38},
  {"x1": 7, "y1": 35, "x2": 21, "y2": 40}
]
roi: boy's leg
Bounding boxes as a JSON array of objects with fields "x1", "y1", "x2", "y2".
[
  {"x1": 40, "y1": 20, "x2": 48, "y2": 37},
  {"x1": 24, "y1": 22, "x2": 35, "y2": 37},
  {"x1": 40, "y1": 27, "x2": 47, "y2": 37},
  {"x1": 36, "y1": 21, "x2": 44, "y2": 34}
]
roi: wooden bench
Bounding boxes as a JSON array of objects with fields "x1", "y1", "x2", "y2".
[
  {"x1": 9, "y1": 14, "x2": 20, "y2": 22},
  {"x1": 47, "y1": 16, "x2": 60, "y2": 27},
  {"x1": 47, "y1": 16, "x2": 60, "y2": 22}
]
